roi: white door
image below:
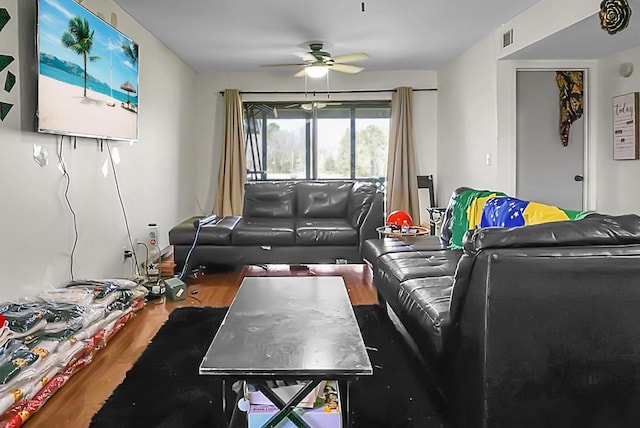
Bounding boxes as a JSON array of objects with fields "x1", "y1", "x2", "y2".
[{"x1": 516, "y1": 70, "x2": 584, "y2": 211}]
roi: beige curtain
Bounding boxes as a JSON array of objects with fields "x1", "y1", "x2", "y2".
[
  {"x1": 386, "y1": 87, "x2": 420, "y2": 222},
  {"x1": 213, "y1": 89, "x2": 246, "y2": 216}
]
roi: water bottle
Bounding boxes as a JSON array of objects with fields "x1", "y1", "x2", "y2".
[
  {"x1": 147, "y1": 223, "x2": 161, "y2": 280},
  {"x1": 401, "y1": 219, "x2": 410, "y2": 234}
]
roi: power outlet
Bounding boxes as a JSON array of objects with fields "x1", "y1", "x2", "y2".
[{"x1": 123, "y1": 246, "x2": 133, "y2": 263}]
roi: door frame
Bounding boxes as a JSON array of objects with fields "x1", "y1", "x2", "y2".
[{"x1": 497, "y1": 59, "x2": 599, "y2": 211}]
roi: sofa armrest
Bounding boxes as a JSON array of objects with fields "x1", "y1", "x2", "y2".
[
  {"x1": 446, "y1": 245, "x2": 640, "y2": 427},
  {"x1": 358, "y1": 191, "x2": 384, "y2": 253}
]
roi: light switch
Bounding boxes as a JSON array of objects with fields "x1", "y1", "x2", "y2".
[{"x1": 485, "y1": 153, "x2": 492, "y2": 166}]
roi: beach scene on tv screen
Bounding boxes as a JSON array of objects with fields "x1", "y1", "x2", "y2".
[{"x1": 38, "y1": 0, "x2": 139, "y2": 140}]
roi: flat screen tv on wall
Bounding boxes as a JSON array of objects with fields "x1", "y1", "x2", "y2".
[{"x1": 37, "y1": 0, "x2": 139, "y2": 141}]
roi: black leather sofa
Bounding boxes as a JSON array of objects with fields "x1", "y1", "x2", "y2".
[
  {"x1": 169, "y1": 180, "x2": 384, "y2": 269},
  {"x1": 364, "y1": 202, "x2": 640, "y2": 427}
]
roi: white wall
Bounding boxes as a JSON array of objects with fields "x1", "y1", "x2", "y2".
[
  {"x1": 437, "y1": 0, "x2": 615, "y2": 212},
  {"x1": 596, "y1": 46, "x2": 640, "y2": 214},
  {"x1": 494, "y1": 0, "x2": 639, "y2": 214},
  {"x1": 192, "y1": 70, "x2": 438, "y2": 212},
  {"x1": 498, "y1": 0, "x2": 600, "y2": 59},
  {"x1": 437, "y1": 35, "x2": 500, "y2": 205},
  {"x1": 0, "y1": 0, "x2": 197, "y2": 300}
]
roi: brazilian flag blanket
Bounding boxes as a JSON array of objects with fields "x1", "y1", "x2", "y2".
[{"x1": 447, "y1": 188, "x2": 590, "y2": 249}]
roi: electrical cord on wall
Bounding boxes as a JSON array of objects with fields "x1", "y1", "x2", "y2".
[
  {"x1": 105, "y1": 140, "x2": 141, "y2": 278},
  {"x1": 57, "y1": 136, "x2": 78, "y2": 281},
  {"x1": 178, "y1": 221, "x2": 203, "y2": 280}
]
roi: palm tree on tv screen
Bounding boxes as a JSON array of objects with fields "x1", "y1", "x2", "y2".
[
  {"x1": 121, "y1": 40, "x2": 138, "y2": 65},
  {"x1": 61, "y1": 16, "x2": 101, "y2": 97}
]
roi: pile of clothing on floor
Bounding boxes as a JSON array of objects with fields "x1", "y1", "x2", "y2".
[{"x1": 0, "y1": 279, "x2": 148, "y2": 427}]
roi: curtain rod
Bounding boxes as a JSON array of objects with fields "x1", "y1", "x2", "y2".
[{"x1": 219, "y1": 88, "x2": 436, "y2": 95}]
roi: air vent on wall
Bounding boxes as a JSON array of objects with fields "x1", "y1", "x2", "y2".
[{"x1": 502, "y1": 29, "x2": 514, "y2": 48}]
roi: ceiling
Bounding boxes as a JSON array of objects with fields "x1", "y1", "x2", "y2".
[
  {"x1": 111, "y1": 0, "x2": 542, "y2": 74},
  {"x1": 506, "y1": 0, "x2": 640, "y2": 61}
]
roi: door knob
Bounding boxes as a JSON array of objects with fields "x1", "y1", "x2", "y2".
[{"x1": 574, "y1": 175, "x2": 584, "y2": 182}]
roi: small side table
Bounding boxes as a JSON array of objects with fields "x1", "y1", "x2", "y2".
[{"x1": 376, "y1": 225, "x2": 430, "y2": 239}]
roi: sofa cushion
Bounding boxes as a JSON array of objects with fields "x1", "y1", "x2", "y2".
[
  {"x1": 243, "y1": 182, "x2": 295, "y2": 218},
  {"x1": 295, "y1": 219, "x2": 358, "y2": 246},
  {"x1": 296, "y1": 181, "x2": 351, "y2": 218},
  {"x1": 378, "y1": 250, "x2": 462, "y2": 283},
  {"x1": 398, "y1": 276, "x2": 453, "y2": 357},
  {"x1": 231, "y1": 218, "x2": 296, "y2": 246},
  {"x1": 362, "y1": 239, "x2": 414, "y2": 272},
  {"x1": 362, "y1": 236, "x2": 447, "y2": 272}
]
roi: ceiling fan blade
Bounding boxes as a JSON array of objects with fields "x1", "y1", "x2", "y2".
[
  {"x1": 261, "y1": 63, "x2": 307, "y2": 67},
  {"x1": 294, "y1": 68, "x2": 307, "y2": 77},
  {"x1": 332, "y1": 53, "x2": 369, "y2": 64},
  {"x1": 330, "y1": 63, "x2": 364, "y2": 74},
  {"x1": 302, "y1": 53, "x2": 317, "y2": 63},
  {"x1": 300, "y1": 102, "x2": 331, "y2": 110}
]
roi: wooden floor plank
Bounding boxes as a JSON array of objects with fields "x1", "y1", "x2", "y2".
[{"x1": 24, "y1": 264, "x2": 376, "y2": 427}]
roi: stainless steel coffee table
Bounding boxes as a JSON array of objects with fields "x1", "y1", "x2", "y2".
[{"x1": 200, "y1": 276, "x2": 372, "y2": 428}]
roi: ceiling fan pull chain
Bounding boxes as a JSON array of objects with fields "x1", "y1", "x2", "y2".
[
  {"x1": 304, "y1": 73, "x2": 308, "y2": 97},
  {"x1": 326, "y1": 72, "x2": 331, "y2": 98}
]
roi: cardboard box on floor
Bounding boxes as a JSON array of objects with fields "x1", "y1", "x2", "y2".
[{"x1": 248, "y1": 380, "x2": 341, "y2": 428}]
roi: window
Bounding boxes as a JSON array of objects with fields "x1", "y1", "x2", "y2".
[{"x1": 244, "y1": 101, "x2": 390, "y2": 183}]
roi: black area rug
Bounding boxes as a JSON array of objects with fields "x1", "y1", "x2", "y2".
[{"x1": 90, "y1": 305, "x2": 449, "y2": 428}]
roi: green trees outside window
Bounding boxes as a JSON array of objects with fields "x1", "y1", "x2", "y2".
[{"x1": 244, "y1": 101, "x2": 390, "y2": 182}]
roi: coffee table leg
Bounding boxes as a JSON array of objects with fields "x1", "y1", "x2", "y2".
[
  {"x1": 340, "y1": 379, "x2": 351, "y2": 427},
  {"x1": 221, "y1": 379, "x2": 227, "y2": 428},
  {"x1": 255, "y1": 380, "x2": 320, "y2": 428}
]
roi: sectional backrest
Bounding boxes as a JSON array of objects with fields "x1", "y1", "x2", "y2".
[
  {"x1": 242, "y1": 180, "x2": 379, "y2": 222},
  {"x1": 296, "y1": 181, "x2": 352, "y2": 218},
  {"x1": 448, "y1": 213, "x2": 640, "y2": 324},
  {"x1": 439, "y1": 188, "x2": 592, "y2": 250},
  {"x1": 347, "y1": 182, "x2": 380, "y2": 228},
  {"x1": 243, "y1": 181, "x2": 296, "y2": 217}
]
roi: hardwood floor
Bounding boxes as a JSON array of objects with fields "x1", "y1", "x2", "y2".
[{"x1": 25, "y1": 264, "x2": 377, "y2": 427}]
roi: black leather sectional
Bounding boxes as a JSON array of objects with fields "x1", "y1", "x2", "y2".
[
  {"x1": 169, "y1": 180, "x2": 384, "y2": 269},
  {"x1": 364, "y1": 209, "x2": 640, "y2": 427}
]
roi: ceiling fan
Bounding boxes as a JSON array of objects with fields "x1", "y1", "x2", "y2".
[
  {"x1": 261, "y1": 43, "x2": 368, "y2": 78},
  {"x1": 285, "y1": 101, "x2": 343, "y2": 111}
]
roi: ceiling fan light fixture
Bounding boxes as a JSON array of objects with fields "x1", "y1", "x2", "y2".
[
  {"x1": 300, "y1": 102, "x2": 328, "y2": 111},
  {"x1": 305, "y1": 65, "x2": 329, "y2": 78}
]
